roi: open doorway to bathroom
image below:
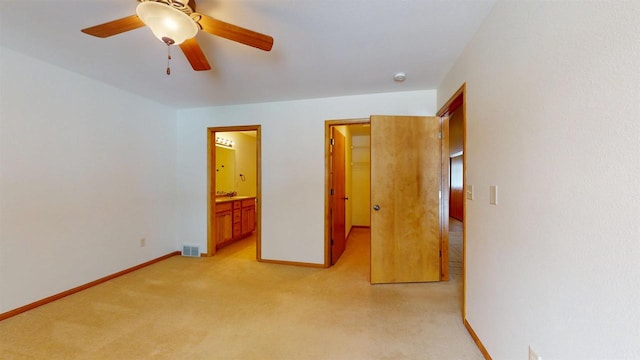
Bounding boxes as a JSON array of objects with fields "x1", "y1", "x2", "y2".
[{"x1": 207, "y1": 126, "x2": 261, "y2": 259}]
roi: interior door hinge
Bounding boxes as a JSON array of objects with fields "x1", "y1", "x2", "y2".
[
  {"x1": 330, "y1": 188, "x2": 334, "y2": 195},
  {"x1": 439, "y1": 250, "x2": 442, "y2": 258},
  {"x1": 438, "y1": 132, "x2": 442, "y2": 140},
  {"x1": 330, "y1": 138, "x2": 335, "y2": 145},
  {"x1": 331, "y1": 239, "x2": 334, "y2": 245}
]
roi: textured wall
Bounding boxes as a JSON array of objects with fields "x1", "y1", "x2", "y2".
[
  {"x1": 176, "y1": 91, "x2": 436, "y2": 264},
  {"x1": 351, "y1": 135, "x2": 371, "y2": 227},
  {"x1": 438, "y1": 1, "x2": 640, "y2": 359},
  {"x1": 0, "y1": 47, "x2": 178, "y2": 313}
]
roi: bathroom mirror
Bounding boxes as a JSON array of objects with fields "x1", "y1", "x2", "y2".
[{"x1": 215, "y1": 146, "x2": 236, "y2": 194}]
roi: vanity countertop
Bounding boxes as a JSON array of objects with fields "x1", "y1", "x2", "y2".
[{"x1": 215, "y1": 196, "x2": 255, "y2": 204}]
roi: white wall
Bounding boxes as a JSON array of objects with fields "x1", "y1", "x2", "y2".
[
  {"x1": 0, "y1": 47, "x2": 178, "y2": 313},
  {"x1": 226, "y1": 132, "x2": 257, "y2": 197},
  {"x1": 344, "y1": 126, "x2": 353, "y2": 236},
  {"x1": 176, "y1": 90, "x2": 436, "y2": 264},
  {"x1": 351, "y1": 134, "x2": 371, "y2": 226},
  {"x1": 438, "y1": 2, "x2": 640, "y2": 359}
]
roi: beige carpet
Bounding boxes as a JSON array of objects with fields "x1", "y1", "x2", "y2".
[{"x1": 0, "y1": 227, "x2": 482, "y2": 359}]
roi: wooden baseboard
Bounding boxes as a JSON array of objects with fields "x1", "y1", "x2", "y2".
[
  {"x1": 346, "y1": 226, "x2": 370, "y2": 245},
  {"x1": 259, "y1": 258, "x2": 325, "y2": 268},
  {"x1": 0, "y1": 251, "x2": 180, "y2": 322},
  {"x1": 464, "y1": 318, "x2": 492, "y2": 359}
]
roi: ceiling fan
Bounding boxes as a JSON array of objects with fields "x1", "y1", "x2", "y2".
[{"x1": 81, "y1": 0, "x2": 274, "y2": 72}]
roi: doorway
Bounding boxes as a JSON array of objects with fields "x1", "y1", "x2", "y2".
[
  {"x1": 324, "y1": 116, "x2": 449, "y2": 284},
  {"x1": 207, "y1": 126, "x2": 261, "y2": 259},
  {"x1": 324, "y1": 119, "x2": 371, "y2": 266},
  {"x1": 436, "y1": 83, "x2": 467, "y2": 316}
]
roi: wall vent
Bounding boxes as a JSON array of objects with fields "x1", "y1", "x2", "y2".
[{"x1": 181, "y1": 245, "x2": 200, "y2": 257}]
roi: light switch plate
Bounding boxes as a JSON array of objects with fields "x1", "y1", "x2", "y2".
[
  {"x1": 466, "y1": 185, "x2": 474, "y2": 200},
  {"x1": 490, "y1": 185, "x2": 498, "y2": 205}
]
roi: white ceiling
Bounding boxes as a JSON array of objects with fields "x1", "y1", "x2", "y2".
[{"x1": 0, "y1": 0, "x2": 495, "y2": 109}]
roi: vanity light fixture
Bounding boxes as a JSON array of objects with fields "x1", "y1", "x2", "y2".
[{"x1": 215, "y1": 137, "x2": 234, "y2": 148}]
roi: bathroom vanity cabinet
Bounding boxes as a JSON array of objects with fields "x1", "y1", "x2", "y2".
[{"x1": 215, "y1": 197, "x2": 256, "y2": 248}]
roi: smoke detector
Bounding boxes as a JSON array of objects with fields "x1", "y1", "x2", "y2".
[{"x1": 393, "y1": 72, "x2": 406, "y2": 82}]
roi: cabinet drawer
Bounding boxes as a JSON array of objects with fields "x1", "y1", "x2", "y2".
[
  {"x1": 233, "y1": 201, "x2": 241, "y2": 209},
  {"x1": 216, "y1": 202, "x2": 233, "y2": 212},
  {"x1": 233, "y1": 210, "x2": 241, "y2": 223},
  {"x1": 233, "y1": 223, "x2": 241, "y2": 237}
]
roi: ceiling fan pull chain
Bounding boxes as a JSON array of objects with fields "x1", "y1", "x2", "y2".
[{"x1": 166, "y1": 44, "x2": 172, "y2": 75}]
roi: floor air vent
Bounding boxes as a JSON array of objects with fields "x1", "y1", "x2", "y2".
[{"x1": 181, "y1": 245, "x2": 200, "y2": 257}]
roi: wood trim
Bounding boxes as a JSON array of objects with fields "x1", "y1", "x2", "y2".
[
  {"x1": 207, "y1": 129, "x2": 215, "y2": 257},
  {"x1": 344, "y1": 226, "x2": 369, "y2": 244},
  {"x1": 0, "y1": 251, "x2": 180, "y2": 322},
  {"x1": 440, "y1": 116, "x2": 450, "y2": 281},
  {"x1": 258, "y1": 259, "x2": 326, "y2": 268},
  {"x1": 324, "y1": 118, "x2": 370, "y2": 268},
  {"x1": 254, "y1": 128, "x2": 262, "y2": 261},
  {"x1": 207, "y1": 126, "x2": 262, "y2": 260},
  {"x1": 437, "y1": 83, "x2": 465, "y2": 118},
  {"x1": 255, "y1": 128, "x2": 262, "y2": 261},
  {"x1": 464, "y1": 318, "x2": 492, "y2": 359}
]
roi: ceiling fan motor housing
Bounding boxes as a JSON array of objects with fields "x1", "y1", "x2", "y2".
[{"x1": 136, "y1": 1, "x2": 199, "y2": 45}]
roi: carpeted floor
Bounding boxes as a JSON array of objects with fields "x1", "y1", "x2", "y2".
[
  {"x1": 0, "y1": 225, "x2": 482, "y2": 359},
  {"x1": 449, "y1": 218, "x2": 464, "y2": 277}
]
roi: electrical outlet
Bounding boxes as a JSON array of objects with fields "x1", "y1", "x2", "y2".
[
  {"x1": 529, "y1": 346, "x2": 541, "y2": 360},
  {"x1": 140, "y1": 238, "x2": 146, "y2": 247}
]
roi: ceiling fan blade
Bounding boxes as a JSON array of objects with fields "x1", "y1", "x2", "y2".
[
  {"x1": 179, "y1": 38, "x2": 212, "y2": 71},
  {"x1": 81, "y1": 15, "x2": 145, "y2": 38},
  {"x1": 198, "y1": 15, "x2": 273, "y2": 51}
]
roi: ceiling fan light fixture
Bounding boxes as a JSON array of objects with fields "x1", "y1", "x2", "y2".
[{"x1": 136, "y1": 1, "x2": 198, "y2": 45}]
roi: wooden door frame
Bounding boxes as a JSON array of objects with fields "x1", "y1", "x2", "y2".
[
  {"x1": 437, "y1": 83, "x2": 466, "y2": 317},
  {"x1": 207, "y1": 125, "x2": 262, "y2": 258},
  {"x1": 440, "y1": 116, "x2": 451, "y2": 281},
  {"x1": 324, "y1": 119, "x2": 369, "y2": 267}
]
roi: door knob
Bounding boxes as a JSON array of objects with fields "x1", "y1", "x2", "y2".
[{"x1": 373, "y1": 204, "x2": 380, "y2": 211}]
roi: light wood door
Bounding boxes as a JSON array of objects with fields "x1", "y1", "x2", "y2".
[
  {"x1": 370, "y1": 115, "x2": 442, "y2": 284},
  {"x1": 331, "y1": 128, "x2": 347, "y2": 264}
]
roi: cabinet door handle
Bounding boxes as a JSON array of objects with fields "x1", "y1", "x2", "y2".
[
  {"x1": 373, "y1": 204, "x2": 380, "y2": 211},
  {"x1": 341, "y1": 197, "x2": 349, "y2": 200}
]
